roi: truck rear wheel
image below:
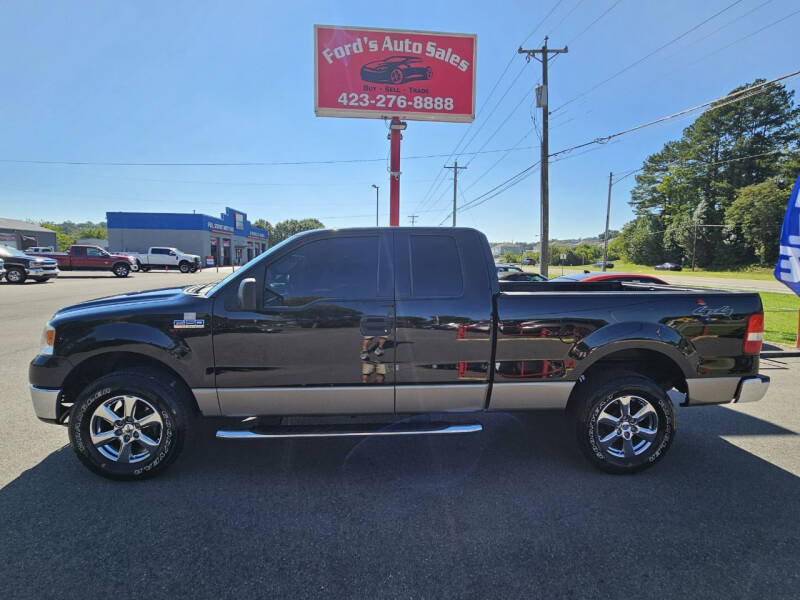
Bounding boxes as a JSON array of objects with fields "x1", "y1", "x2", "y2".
[
  {"x1": 113, "y1": 263, "x2": 130, "y2": 277},
  {"x1": 68, "y1": 368, "x2": 195, "y2": 480},
  {"x1": 179, "y1": 261, "x2": 190, "y2": 273},
  {"x1": 572, "y1": 370, "x2": 675, "y2": 474}
]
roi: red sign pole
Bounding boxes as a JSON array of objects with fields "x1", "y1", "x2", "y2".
[{"x1": 388, "y1": 118, "x2": 406, "y2": 226}]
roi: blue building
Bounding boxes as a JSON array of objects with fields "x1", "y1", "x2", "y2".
[{"x1": 107, "y1": 207, "x2": 269, "y2": 266}]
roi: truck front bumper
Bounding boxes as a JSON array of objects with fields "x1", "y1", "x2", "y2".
[
  {"x1": 30, "y1": 385, "x2": 61, "y2": 423},
  {"x1": 27, "y1": 267, "x2": 59, "y2": 278}
]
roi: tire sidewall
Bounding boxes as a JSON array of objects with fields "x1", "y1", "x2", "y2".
[
  {"x1": 69, "y1": 374, "x2": 186, "y2": 479},
  {"x1": 113, "y1": 263, "x2": 130, "y2": 277},
  {"x1": 179, "y1": 262, "x2": 190, "y2": 273},
  {"x1": 7, "y1": 267, "x2": 25, "y2": 283},
  {"x1": 579, "y1": 377, "x2": 674, "y2": 473}
]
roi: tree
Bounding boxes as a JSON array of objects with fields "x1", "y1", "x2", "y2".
[
  {"x1": 618, "y1": 216, "x2": 664, "y2": 266},
  {"x1": 625, "y1": 79, "x2": 799, "y2": 268},
  {"x1": 597, "y1": 230, "x2": 619, "y2": 241},
  {"x1": 79, "y1": 227, "x2": 107, "y2": 240},
  {"x1": 39, "y1": 222, "x2": 77, "y2": 251},
  {"x1": 269, "y1": 218, "x2": 325, "y2": 247},
  {"x1": 724, "y1": 179, "x2": 790, "y2": 265},
  {"x1": 252, "y1": 219, "x2": 274, "y2": 242}
]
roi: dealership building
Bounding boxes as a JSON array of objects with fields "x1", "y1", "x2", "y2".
[
  {"x1": 107, "y1": 207, "x2": 269, "y2": 266},
  {"x1": 0, "y1": 217, "x2": 58, "y2": 250}
]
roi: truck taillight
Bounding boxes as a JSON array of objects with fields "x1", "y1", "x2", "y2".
[{"x1": 743, "y1": 313, "x2": 764, "y2": 354}]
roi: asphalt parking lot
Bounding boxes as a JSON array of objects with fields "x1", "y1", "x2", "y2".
[{"x1": 1, "y1": 270, "x2": 799, "y2": 598}]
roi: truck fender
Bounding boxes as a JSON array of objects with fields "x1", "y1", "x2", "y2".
[{"x1": 569, "y1": 321, "x2": 697, "y2": 379}]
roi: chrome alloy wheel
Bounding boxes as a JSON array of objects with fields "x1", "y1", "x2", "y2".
[
  {"x1": 595, "y1": 395, "x2": 659, "y2": 459},
  {"x1": 89, "y1": 395, "x2": 163, "y2": 463}
]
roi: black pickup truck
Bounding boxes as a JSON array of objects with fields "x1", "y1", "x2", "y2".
[{"x1": 29, "y1": 227, "x2": 770, "y2": 480}]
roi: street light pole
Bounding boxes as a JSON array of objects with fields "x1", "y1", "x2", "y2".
[{"x1": 371, "y1": 184, "x2": 379, "y2": 227}]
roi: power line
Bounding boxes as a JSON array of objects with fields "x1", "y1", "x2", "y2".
[
  {"x1": 0, "y1": 144, "x2": 543, "y2": 169},
  {"x1": 415, "y1": 0, "x2": 565, "y2": 215},
  {"x1": 548, "y1": 69, "x2": 800, "y2": 160},
  {"x1": 547, "y1": 0, "x2": 587, "y2": 38},
  {"x1": 550, "y1": 0, "x2": 747, "y2": 115},
  {"x1": 566, "y1": 0, "x2": 625, "y2": 46}
]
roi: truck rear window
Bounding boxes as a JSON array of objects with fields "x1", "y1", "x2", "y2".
[{"x1": 409, "y1": 235, "x2": 462, "y2": 297}]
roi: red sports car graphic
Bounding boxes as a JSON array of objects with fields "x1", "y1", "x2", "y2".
[{"x1": 360, "y1": 56, "x2": 433, "y2": 85}]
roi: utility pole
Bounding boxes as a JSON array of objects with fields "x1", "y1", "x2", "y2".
[
  {"x1": 444, "y1": 160, "x2": 467, "y2": 227},
  {"x1": 602, "y1": 172, "x2": 613, "y2": 272},
  {"x1": 519, "y1": 36, "x2": 568, "y2": 278},
  {"x1": 408, "y1": 214, "x2": 419, "y2": 226},
  {"x1": 371, "y1": 184, "x2": 379, "y2": 227}
]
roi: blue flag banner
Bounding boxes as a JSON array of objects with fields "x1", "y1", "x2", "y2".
[{"x1": 775, "y1": 174, "x2": 800, "y2": 297}]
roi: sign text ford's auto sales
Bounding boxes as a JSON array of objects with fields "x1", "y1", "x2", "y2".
[{"x1": 314, "y1": 25, "x2": 476, "y2": 122}]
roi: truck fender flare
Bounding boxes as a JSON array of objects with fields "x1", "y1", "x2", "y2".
[{"x1": 569, "y1": 321, "x2": 697, "y2": 380}]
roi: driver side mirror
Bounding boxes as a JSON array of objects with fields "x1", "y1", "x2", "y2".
[{"x1": 237, "y1": 278, "x2": 257, "y2": 311}]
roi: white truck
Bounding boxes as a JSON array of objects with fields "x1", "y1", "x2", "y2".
[{"x1": 125, "y1": 247, "x2": 201, "y2": 273}]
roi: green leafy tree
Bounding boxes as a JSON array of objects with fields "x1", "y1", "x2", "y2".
[
  {"x1": 39, "y1": 222, "x2": 77, "y2": 251},
  {"x1": 724, "y1": 179, "x2": 791, "y2": 265},
  {"x1": 269, "y1": 218, "x2": 325, "y2": 247},
  {"x1": 79, "y1": 227, "x2": 107, "y2": 240},
  {"x1": 625, "y1": 79, "x2": 799, "y2": 268}
]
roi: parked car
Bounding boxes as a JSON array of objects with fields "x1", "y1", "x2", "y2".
[
  {"x1": 125, "y1": 247, "x2": 201, "y2": 273},
  {"x1": 655, "y1": 262, "x2": 683, "y2": 271},
  {"x1": 29, "y1": 227, "x2": 769, "y2": 480},
  {"x1": 593, "y1": 261, "x2": 614, "y2": 269},
  {"x1": 498, "y1": 271, "x2": 548, "y2": 282},
  {"x1": 496, "y1": 264, "x2": 523, "y2": 273},
  {"x1": 521, "y1": 257, "x2": 536, "y2": 265},
  {"x1": 0, "y1": 257, "x2": 5, "y2": 281},
  {"x1": 25, "y1": 246, "x2": 55, "y2": 254},
  {"x1": 39, "y1": 245, "x2": 136, "y2": 277},
  {"x1": 0, "y1": 245, "x2": 59, "y2": 283},
  {"x1": 550, "y1": 272, "x2": 668, "y2": 285}
]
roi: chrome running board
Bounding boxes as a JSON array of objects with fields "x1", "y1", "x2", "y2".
[{"x1": 216, "y1": 422, "x2": 482, "y2": 439}]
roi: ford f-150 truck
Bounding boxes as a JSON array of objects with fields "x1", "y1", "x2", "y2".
[
  {"x1": 29, "y1": 227, "x2": 770, "y2": 480},
  {"x1": 40, "y1": 245, "x2": 136, "y2": 277},
  {"x1": 125, "y1": 246, "x2": 201, "y2": 273}
]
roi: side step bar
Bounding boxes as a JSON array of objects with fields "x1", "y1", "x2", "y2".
[{"x1": 216, "y1": 422, "x2": 482, "y2": 439}]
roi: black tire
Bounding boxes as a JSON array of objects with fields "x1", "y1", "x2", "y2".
[
  {"x1": 189, "y1": 264, "x2": 198, "y2": 273},
  {"x1": 33, "y1": 277, "x2": 49, "y2": 283},
  {"x1": 179, "y1": 261, "x2": 190, "y2": 273},
  {"x1": 68, "y1": 368, "x2": 196, "y2": 480},
  {"x1": 572, "y1": 370, "x2": 675, "y2": 474},
  {"x1": 113, "y1": 262, "x2": 131, "y2": 277},
  {"x1": 6, "y1": 267, "x2": 26, "y2": 284},
  {"x1": 140, "y1": 265, "x2": 151, "y2": 272}
]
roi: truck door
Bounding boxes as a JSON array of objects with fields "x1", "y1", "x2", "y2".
[
  {"x1": 212, "y1": 230, "x2": 395, "y2": 416},
  {"x1": 85, "y1": 246, "x2": 111, "y2": 269},
  {"x1": 393, "y1": 230, "x2": 495, "y2": 412}
]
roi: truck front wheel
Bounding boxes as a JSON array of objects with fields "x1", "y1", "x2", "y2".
[
  {"x1": 179, "y1": 261, "x2": 190, "y2": 273},
  {"x1": 572, "y1": 370, "x2": 675, "y2": 474},
  {"x1": 6, "y1": 267, "x2": 26, "y2": 284},
  {"x1": 113, "y1": 263, "x2": 131, "y2": 277},
  {"x1": 68, "y1": 368, "x2": 195, "y2": 480}
]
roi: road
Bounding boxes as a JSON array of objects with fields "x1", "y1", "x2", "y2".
[{"x1": 2, "y1": 270, "x2": 799, "y2": 598}]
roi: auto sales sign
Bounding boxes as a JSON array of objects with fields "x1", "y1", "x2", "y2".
[{"x1": 315, "y1": 25, "x2": 476, "y2": 122}]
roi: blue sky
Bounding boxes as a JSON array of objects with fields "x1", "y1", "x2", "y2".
[{"x1": 0, "y1": 0, "x2": 798, "y2": 242}]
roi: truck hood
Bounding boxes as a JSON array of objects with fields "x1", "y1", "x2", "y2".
[{"x1": 55, "y1": 286, "x2": 189, "y2": 316}]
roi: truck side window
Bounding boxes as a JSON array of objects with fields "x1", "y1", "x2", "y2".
[
  {"x1": 73, "y1": 246, "x2": 87, "y2": 257},
  {"x1": 152, "y1": 248, "x2": 167, "y2": 255},
  {"x1": 87, "y1": 248, "x2": 103, "y2": 257},
  {"x1": 409, "y1": 235, "x2": 462, "y2": 297},
  {"x1": 264, "y1": 236, "x2": 379, "y2": 307}
]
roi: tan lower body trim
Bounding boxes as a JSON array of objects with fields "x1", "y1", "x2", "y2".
[
  {"x1": 488, "y1": 381, "x2": 575, "y2": 410},
  {"x1": 215, "y1": 386, "x2": 394, "y2": 417}
]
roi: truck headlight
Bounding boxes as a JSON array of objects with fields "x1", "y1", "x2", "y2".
[{"x1": 40, "y1": 323, "x2": 56, "y2": 356}]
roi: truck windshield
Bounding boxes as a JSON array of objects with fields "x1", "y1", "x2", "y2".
[{"x1": 0, "y1": 246, "x2": 29, "y2": 257}]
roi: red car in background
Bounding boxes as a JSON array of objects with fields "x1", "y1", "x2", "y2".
[{"x1": 550, "y1": 272, "x2": 669, "y2": 285}]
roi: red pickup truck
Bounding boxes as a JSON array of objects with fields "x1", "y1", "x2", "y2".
[{"x1": 41, "y1": 245, "x2": 136, "y2": 277}]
